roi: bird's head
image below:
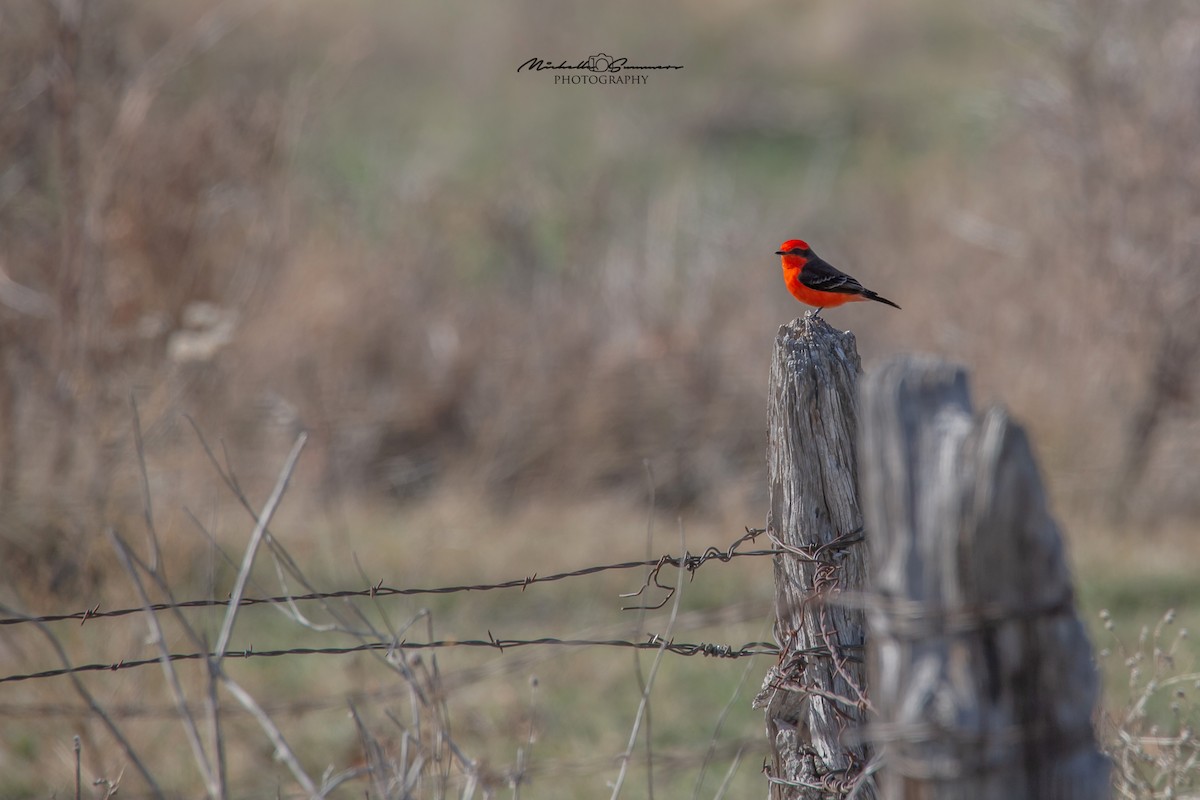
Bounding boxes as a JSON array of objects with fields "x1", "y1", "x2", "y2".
[{"x1": 775, "y1": 239, "x2": 812, "y2": 257}]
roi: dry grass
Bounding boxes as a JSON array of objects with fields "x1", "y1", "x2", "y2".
[{"x1": 0, "y1": 468, "x2": 776, "y2": 798}]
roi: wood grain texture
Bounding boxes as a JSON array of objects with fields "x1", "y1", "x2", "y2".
[
  {"x1": 755, "y1": 316, "x2": 875, "y2": 799},
  {"x1": 858, "y1": 355, "x2": 1109, "y2": 800}
]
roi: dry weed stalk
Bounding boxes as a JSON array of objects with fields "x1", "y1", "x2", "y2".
[{"x1": 1098, "y1": 609, "x2": 1199, "y2": 799}]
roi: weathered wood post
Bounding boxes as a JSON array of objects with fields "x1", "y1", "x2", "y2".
[
  {"x1": 858, "y1": 356, "x2": 1109, "y2": 799},
  {"x1": 755, "y1": 316, "x2": 875, "y2": 799}
]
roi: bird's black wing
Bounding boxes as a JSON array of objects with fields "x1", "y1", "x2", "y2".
[{"x1": 798, "y1": 255, "x2": 866, "y2": 295}]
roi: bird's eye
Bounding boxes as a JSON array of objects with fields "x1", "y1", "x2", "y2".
[{"x1": 791, "y1": 248, "x2": 805, "y2": 255}]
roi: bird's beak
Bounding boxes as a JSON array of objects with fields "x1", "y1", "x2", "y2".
[{"x1": 774, "y1": 250, "x2": 785, "y2": 256}]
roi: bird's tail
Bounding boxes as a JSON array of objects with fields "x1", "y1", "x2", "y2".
[{"x1": 864, "y1": 290, "x2": 901, "y2": 310}]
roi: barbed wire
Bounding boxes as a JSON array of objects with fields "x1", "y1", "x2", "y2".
[
  {"x1": 0, "y1": 528, "x2": 776, "y2": 629},
  {"x1": 0, "y1": 634, "x2": 788, "y2": 685},
  {"x1": 1, "y1": 626, "x2": 739, "y2": 714}
]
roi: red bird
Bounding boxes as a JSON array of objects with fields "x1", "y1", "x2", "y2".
[{"x1": 776, "y1": 239, "x2": 900, "y2": 316}]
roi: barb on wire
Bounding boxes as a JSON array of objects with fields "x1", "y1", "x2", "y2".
[
  {"x1": 0, "y1": 636, "x2": 786, "y2": 686},
  {"x1": 619, "y1": 527, "x2": 780, "y2": 610},
  {"x1": 0, "y1": 528, "x2": 780, "y2": 630}
]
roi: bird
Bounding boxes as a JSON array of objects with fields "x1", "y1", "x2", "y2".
[{"x1": 775, "y1": 239, "x2": 900, "y2": 316}]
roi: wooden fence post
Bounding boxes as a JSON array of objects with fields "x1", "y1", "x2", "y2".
[
  {"x1": 858, "y1": 356, "x2": 1110, "y2": 799},
  {"x1": 755, "y1": 316, "x2": 876, "y2": 799}
]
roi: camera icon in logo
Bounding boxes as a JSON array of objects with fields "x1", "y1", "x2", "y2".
[{"x1": 587, "y1": 53, "x2": 614, "y2": 73}]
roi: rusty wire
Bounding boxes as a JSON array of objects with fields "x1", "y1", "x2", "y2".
[
  {"x1": 619, "y1": 526, "x2": 777, "y2": 609},
  {"x1": 0, "y1": 635, "x2": 793, "y2": 686},
  {"x1": 0, "y1": 527, "x2": 777, "y2": 630}
]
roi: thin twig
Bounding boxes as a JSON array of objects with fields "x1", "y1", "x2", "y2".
[
  {"x1": 213, "y1": 432, "x2": 307, "y2": 661},
  {"x1": 609, "y1": 520, "x2": 689, "y2": 800},
  {"x1": 219, "y1": 673, "x2": 318, "y2": 797},
  {"x1": 109, "y1": 528, "x2": 218, "y2": 798},
  {"x1": 630, "y1": 460, "x2": 657, "y2": 800},
  {"x1": 511, "y1": 677, "x2": 539, "y2": 800},
  {"x1": 130, "y1": 396, "x2": 162, "y2": 574},
  {"x1": 711, "y1": 745, "x2": 745, "y2": 800},
  {"x1": 73, "y1": 735, "x2": 81, "y2": 800}
]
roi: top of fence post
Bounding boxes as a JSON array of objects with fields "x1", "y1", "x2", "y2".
[{"x1": 858, "y1": 354, "x2": 1110, "y2": 800}]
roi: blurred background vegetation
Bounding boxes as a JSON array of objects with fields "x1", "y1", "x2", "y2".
[{"x1": 1, "y1": 0, "x2": 1198, "y2": 796}]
